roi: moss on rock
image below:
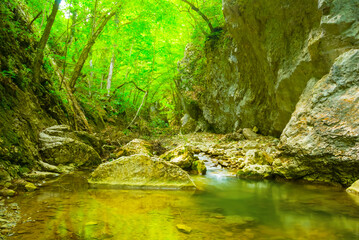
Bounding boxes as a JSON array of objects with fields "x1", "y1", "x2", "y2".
[{"x1": 88, "y1": 154, "x2": 196, "y2": 189}]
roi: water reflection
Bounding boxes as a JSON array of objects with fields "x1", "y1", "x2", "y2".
[{"x1": 7, "y1": 167, "x2": 359, "y2": 239}]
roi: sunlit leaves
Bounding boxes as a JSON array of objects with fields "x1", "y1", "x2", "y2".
[{"x1": 26, "y1": 0, "x2": 223, "y2": 122}]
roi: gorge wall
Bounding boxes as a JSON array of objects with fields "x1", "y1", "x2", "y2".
[
  {"x1": 178, "y1": 0, "x2": 359, "y2": 185},
  {"x1": 178, "y1": 0, "x2": 358, "y2": 136},
  {"x1": 0, "y1": 3, "x2": 71, "y2": 181}
]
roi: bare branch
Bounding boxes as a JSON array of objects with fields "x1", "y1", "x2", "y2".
[
  {"x1": 180, "y1": 0, "x2": 214, "y2": 33},
  {"x1": 27, "y1": 10, "x2": 42, "y2": 29}
]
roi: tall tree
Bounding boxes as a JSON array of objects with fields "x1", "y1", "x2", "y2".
[
  {"x1": 106, "y1": 53, "x2": 115, "y2": 96},
  {"x1": 33, "y1": 0, "x2": 61, "y2": 82},
  {"x1": 69, "y1": 10, "x2": 117, "y2": 92},
  {"x1": 106, "y1": 14, "x2": 119, "y2": 97},
  {"x1": 88, "y1": 0, "x2": 99, "y2": 97}
]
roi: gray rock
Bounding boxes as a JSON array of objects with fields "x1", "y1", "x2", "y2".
[
  {"x1": 244, "y1": 150, "x2": 273, "y2": 165},
  {"x1": 160, "y1": 145, "x2": 206, "y2": 175},
  {"x1": 38, "y1": 160, "x2": 63, "y2": 173},
  {"x1": 24, "y1": 171, "x2": 60, "y2": 180},
  {"x1": 116, "y1": 139, "x2": 153, "y2": 157},
  {"x1": 39, "y1": 125, "x2": 101, "y2": 168},
  {"x1": 177, "y1": 0, "x2": 359, "y2": 137},
  {"x1": 180, "y1": 114, "x2": 196, "y2": 134},
  {"x1": 280, "y1": 50, "x2": 359, "y2": 185},
  {"x1": 242, "y1": 128, "x2": 258, "y2": 140}
]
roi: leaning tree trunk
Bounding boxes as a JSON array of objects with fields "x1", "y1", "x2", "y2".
[
  {"x1": 48, "y1": 55, "x2": 92, "y2": 132},
  {"x1": 69, "y1": 11, "x2": 117, "y2": 91},
  {"x1": 33, "y1": 0, "x2": 61, "y2": 82}
]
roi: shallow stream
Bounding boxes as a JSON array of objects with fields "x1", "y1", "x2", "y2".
[{"x1": 7, "y1": 154, "x2": 359, "y2": 239}]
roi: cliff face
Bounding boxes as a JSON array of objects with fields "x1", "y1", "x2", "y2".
[
  {"x1": 178, "y1": 0, "x2": 359, "y2": 185},
  {"x1": 279, "y1": 49, "x2": 359, "y2": 185},
  {"x1": 0, "y1": 3, "x2": 70, "y2": 180},
  {"x1": 178, "y1": 0, "x2": 358, "y2": 136}
]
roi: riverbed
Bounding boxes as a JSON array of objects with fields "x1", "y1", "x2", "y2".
[{"x1": 6, "y1": 154, "x2": 359, "y2": 240}]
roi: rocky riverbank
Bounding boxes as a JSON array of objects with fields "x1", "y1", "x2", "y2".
[{"x1": 159, "y1": 130, "x2": 354, "y2": 187}]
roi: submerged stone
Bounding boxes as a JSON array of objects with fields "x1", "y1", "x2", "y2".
[
  {"x1": 88, "y1": 154, "x2": 196, "y2": 189},
  {"x1": 176, "y1": 224, "x2": 192, "y2": 234},
  {"x1": 224, "y1": 215, "x2": 256, "y2": 227}
]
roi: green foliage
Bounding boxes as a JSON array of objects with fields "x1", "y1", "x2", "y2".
[
  {"x1": 17, "y1": 0, "x2": 223, "y2": 128},
  {"x1": 0, "y1": 70, "x2": 16, "y2": 78},
  {"x1": 122, "y1": 129, "x2": 131, "y2": 136},
  {"x1": 150, "y1": 119, "x2": 169, "y2": 129}
]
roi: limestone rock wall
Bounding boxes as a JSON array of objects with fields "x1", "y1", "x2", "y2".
[
  {"x1": 279, "y1": 49, "x2": 359, "y2": 185},
  {"x1": 178, "y1": 0, "x2": 359, "y2": 136}
]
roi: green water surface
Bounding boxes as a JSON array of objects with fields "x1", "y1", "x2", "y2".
[{"x1": 7, "y1": 170, "x2": 359, "y2": 240}]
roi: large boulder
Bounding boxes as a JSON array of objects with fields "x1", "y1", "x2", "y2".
[
  {"x1": 116, "y1": 139, "x2": 153, "y2": 157},
  {"x1": 88, "y1": 154, "x2": 196, "y2": 189},
  {"x1": 280, "y1": 50, "x2": 359, "y2": 185},
  {"x1": 39, "y1": 125, "x2": 101, "y2": 167},
  {"x1": 160, "y1": 145, "x2": 206, "y2": 175}
]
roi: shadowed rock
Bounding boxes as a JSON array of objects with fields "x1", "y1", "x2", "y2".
[{"x1": 39, "y1": 125, "x2": 101, "y2": 168}]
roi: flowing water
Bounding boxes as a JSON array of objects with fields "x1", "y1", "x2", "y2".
[{"x1": 7, "y1": 154, "x2": 359, "y2": 240}]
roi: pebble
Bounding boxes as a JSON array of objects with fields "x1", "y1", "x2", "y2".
[{"x1": 176, "y1": 224, "x2": 192, "y2": 234}]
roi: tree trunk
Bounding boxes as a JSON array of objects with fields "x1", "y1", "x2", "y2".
[
  {"x1": 88, "y1": 58, "x2": 93, "y2": 97},
  {"x1": 100, "y1": 73, "x2": 105, "y2": 89},
  {"x1": 69, "y1": 10, "x2": 117, "y2": 91},
  {"x1": 33, "y1": 0, "x2": 61, "y2": 82},
  {"x1": 48, "y1": 56, "x2": 92, "y2": 132},
  {"x1": 106, "y1": 52, "x2": 115, "y2": 96},
  {"x1": 88, "y1": 0, "x2": 98, "y2": 97},
  {"x1": 127, "y1": 91, "x2": 148, "y2": 129},
  {"x1": 106, "y1": 14, "x2": 119, "y2": 97}
]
